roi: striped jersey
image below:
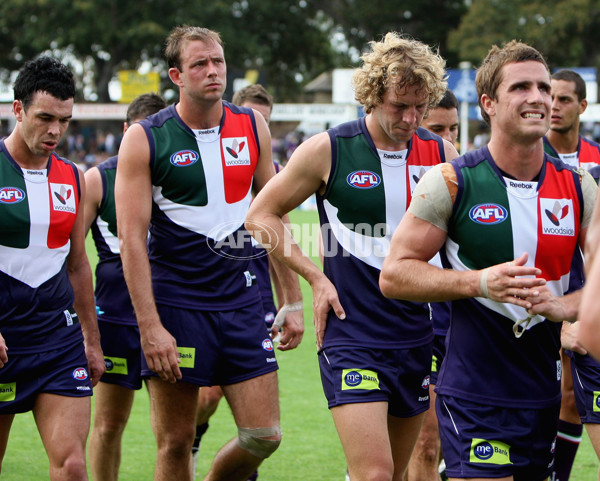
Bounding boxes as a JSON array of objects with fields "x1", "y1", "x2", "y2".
[
  {"x1": 139, "y1": 102, "x2": 262, "y2": 309},
  {"x1": 0, "y1": 140, "x2": 83, "y2": 353},
  {"x1": 436, "y1": 146, "x2": 588, "y2": 407},
  {"x1": 318, "y1": 119, "x2": 446, "y2": 349},
  {"x1": 90, "y1": 155, "x2": 136, "y2": 325},
  {"x1": 543, "y1": 135, "x2": 600, "y2": 172}
]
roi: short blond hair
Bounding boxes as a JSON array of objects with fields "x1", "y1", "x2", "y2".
[
  {"x1": 352, "y1": 32, "x2": 447, "y2": 114},
  {"x1": 165, "y1": 25, "x2": 223, "y2": 71}
]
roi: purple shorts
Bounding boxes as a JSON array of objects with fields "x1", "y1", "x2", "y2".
[
  {"x1": 98, "y1": 319, "x2": 143, "y2": 390},
  {"x1": 436, "y1": 394, "x2": 559, "y2": 480},
  {"x1": 569, "y1": 350, "x2": 600, "y2": 423},
  {"x1": 144, "y1": 300, "x2": 278, "y2": 386},
  {"x1": 318, "y1": 344, "x2": 431, "y2": 417},
  {"x1": 0, "y1": 340, "x2": 93, "y2": 414}
]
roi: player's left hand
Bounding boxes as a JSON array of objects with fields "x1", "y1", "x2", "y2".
[
  {"x1": 560, "y1": 321, "x2": 588, "y2": 355},
  {"x1": 272, "y1": 303, "x2": 304, "y2": 351},
  {"x1": 525, "y1": 285, "x2": 567, "y2": 323},
  {"x1": 85, "y1": 340, "x2": 106, "y2": 386}
]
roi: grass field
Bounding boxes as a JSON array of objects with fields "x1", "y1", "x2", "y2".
[{"x1": 1, "y1": 208, "x2": 598, "y2": 480}]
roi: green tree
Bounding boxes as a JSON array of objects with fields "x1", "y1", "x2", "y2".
[
  {"x1": 0, "y1": 0, "x2": 339, "y2": 102},
  {"x1": 319, "y1": 0, "x2": 468, "y2": 67},
  {"x1": 448, "y1": 0, "x2": 600, "y2": 70}
]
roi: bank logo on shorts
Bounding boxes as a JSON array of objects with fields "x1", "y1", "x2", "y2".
[
  {"x1": 177, "y1": 347, "x2": 196, "y2": 368},
  {"x1": 469, "y1": 203, "x2": 507, "y2": 225},
  {"x1": 342, "y1": 369, "x2": 380, "y2": 391},
  {"x1": 170, "y1": 150, "x2": 199, "y2": 167},
  {"x1": 105, "y1": 356, "x2": 128, "y2": 375},
  {"x1": 72, "y1": 367, "x2": 89, "y2": 381},
  {"x1": 0, "y1": 186, "x2": 25, "y2": 204},
  {"x1": 223, "y1": 137, "x2": 251, "y2": 166},
  {"x1": 593, "y1": 391, "x2": 600, "y2": 412},
  {"x1": 540, "y1": 198, "x2": 575, "y2": 236},
  {"x1": 0, "y1": 382, "x2": 16, "y2": 402},
  {"x1": 50, "y1": 183, "x2": 76, "y2": 214},
  {"x1": 470, "y1": 439, "x2": 512, "y2": 465},
  {"x1": 346, "y1": 170, "x2": 381, "y2": 189}
]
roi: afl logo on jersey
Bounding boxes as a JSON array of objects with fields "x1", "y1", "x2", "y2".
[
  {"x1": 346, "y1": 170, "x2": 381, "y2": 189},
  {"x1": 469, "y1": 203, "x2": 507, "y2": 225},
  {"x1": 0, "y1": 187, "x2": 25, "y2": 204},
  {"x1": 72, "y1": 367, "x2": 89, "y2": 381},
  {"x1": 170, "y1": 150, "x2": 199, "y2": 167}
]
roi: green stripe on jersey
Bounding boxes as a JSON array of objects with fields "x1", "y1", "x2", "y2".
[
  {"x1": 99, "y1": 167, "x2": 118, "y2": 237},
  {"x1": 0, "y1": 157, "x2": 30, "y2": 248},
  {"x1": 326, "y1": 134, "x2": 386, "y2": 231},
  {"x1": 449, "y1": 160, "x2": 514, "y2": 269},
  {"x1": 151, "y1": 118, "x2": 208, "y2": 206}
]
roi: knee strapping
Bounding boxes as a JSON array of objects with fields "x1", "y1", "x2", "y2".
[{"x1": 237, "y1": 426, "x2": 282, "y2": 459}]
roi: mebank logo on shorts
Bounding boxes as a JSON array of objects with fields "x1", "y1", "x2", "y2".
[
  {"x1": 177, "y1": 347, "x2": 196, "y2": 369},
  {"x1": 104, "y1": 356, "x2": 128, "y2": 375},
  {"x1": 50, "y1": 183, "x2": 76, "y2": 214},
  {"x1": 470, "y1": 439, "x2": 512, "y2": 465},
  {"x1": 593, "y1": 391, "x2": 600, "y2": 412},
  {"x1": 0, "y1": 382, "x2": 16, "y2": 402},
  {"x1": 540, "y1": 198, "x2": 575, "y2": 236},
  {"x1": 223, "y1": 137, "x2": 251, "y2": 166},
  {"x1": 341, "y1": 369, "x2": 380, "y2": 391}
]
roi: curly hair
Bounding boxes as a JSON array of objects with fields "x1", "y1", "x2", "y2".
[
  {"x1": 352, "y1": 32, "x2": 447, "y2": 114},
  {"x1": 476, "y1": 40, "x2": 549, "y2": 125}
]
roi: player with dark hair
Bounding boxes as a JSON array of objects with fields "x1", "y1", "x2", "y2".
[{"x1": 0, "y1": 55, "x2": 104, "y2": 480}]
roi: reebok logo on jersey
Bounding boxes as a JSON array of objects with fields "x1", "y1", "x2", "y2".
[
  {"x1": 540, "y1": 198, "x2": 575, "y2": 236},
  {"x1": 0, "y1": 187, "x2": 25, "y2": 204},
  {"x1": 223, "y1": 137, "x2": 251, "y2": 166},
  {"x1": 50, "y1": 183, "x2": 76, "y2": 213},
  {"x1": 342, "y1": 369, "x2": 380, "y2": 391},
  {"x1": 170, "y1": 150, "x2": 199, "y2": 167},
  {"x1": 470, "y1": 439, "x2": 512, "y2": 465},
  {"x1": 346, "y1": 171, "x2": 381, "y2": 189},
  {"x1": 469, "y1": 203, "x2": 507, "y2": 225}
]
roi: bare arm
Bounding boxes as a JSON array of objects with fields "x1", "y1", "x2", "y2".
[
  {"x1": 83, "y1": 166, "x2": 102, "y2": 235},
  {"x1": 68, "y1": 168, "x2": 104, "y2": 386},
  {"x1": 380, "y1": 168, "x2": 545, "y2": 307},
  {"x1": 579, "y1": 185, "x2": 600, "y2": 358},
  {"x1": 250, "y1": 114, "x2": 305, "y2": 350},
  {"x1": 247, "y1": 132, "x2": 345, "y2": 349},
  {"x1": 115, "y1": 123, "x2": 181, "y2": 383}
]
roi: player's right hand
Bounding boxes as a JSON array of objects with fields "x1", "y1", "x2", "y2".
[
  {"x1": 141, "y1": 323, "x2": 181, "y2": 383},
  {"x1": 310, "y1": 275, "x2": 345, "y2": 350},
  {"x1": 0, "y1": 332, "x2": 7, "y2": 368}
]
